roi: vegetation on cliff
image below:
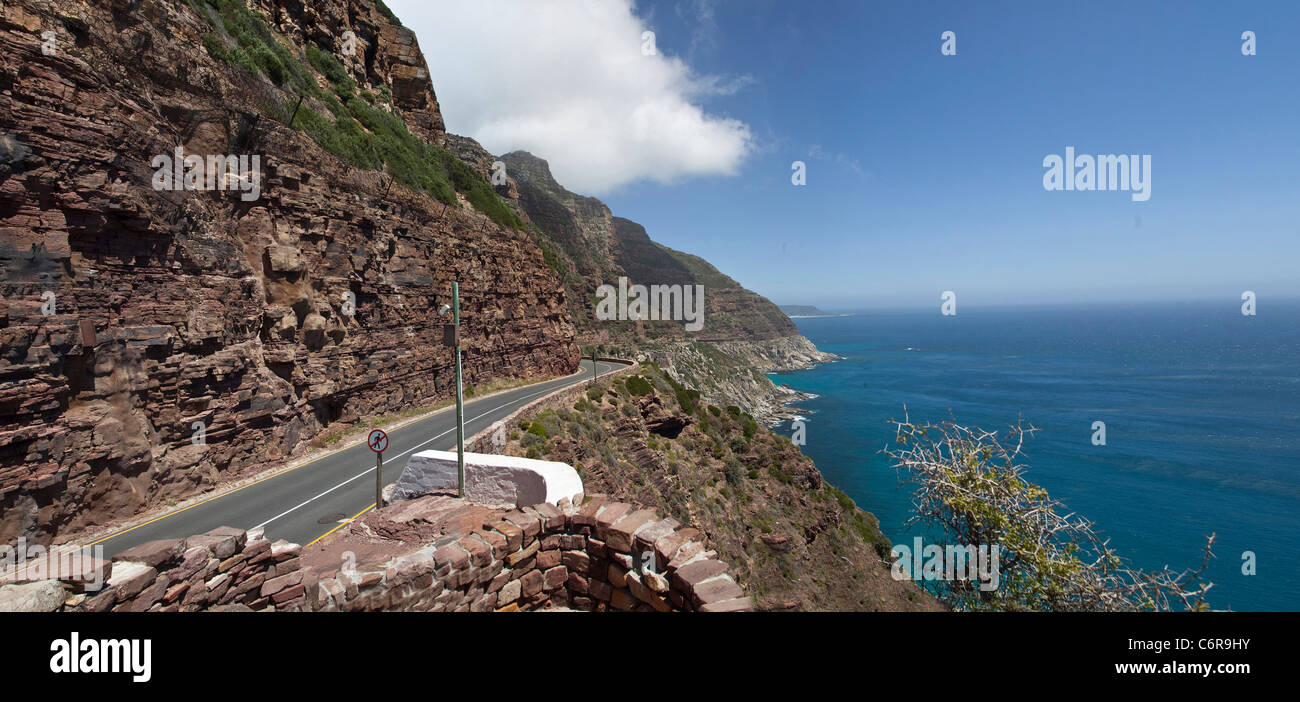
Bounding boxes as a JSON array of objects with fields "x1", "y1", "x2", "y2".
[
  {"x1": 192, "y1": 0, "x2": 523, "y2": 229},
  {"x1": 498, "y1": 364, "x2": 941, "y2": 611}
]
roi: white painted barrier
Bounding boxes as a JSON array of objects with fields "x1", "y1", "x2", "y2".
[{"x1": 391, "y1": 450, "x2": 583, "y2": 509}]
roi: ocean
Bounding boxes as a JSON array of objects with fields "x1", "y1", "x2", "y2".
[{"x1": 769, "y1": 300, "x2": 1300, "y2": 611}]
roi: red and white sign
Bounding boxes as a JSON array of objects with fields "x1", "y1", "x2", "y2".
[{"x1": 367, "y1": 429, "x2": 389, "y2": 453}]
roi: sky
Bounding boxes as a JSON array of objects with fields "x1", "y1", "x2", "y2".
[{"x1": 389, "y1": 1, "x2": 1299, "y2": 310}]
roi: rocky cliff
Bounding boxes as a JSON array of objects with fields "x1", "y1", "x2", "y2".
[
  {"x1": 447, "y1": 136, "x2": 836, "y2": 422},
  {"x1": 0, "y1": 0, "x2": 578, "y2": 544}
]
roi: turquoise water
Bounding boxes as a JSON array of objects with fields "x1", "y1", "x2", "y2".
[{"x1": 769, "y1": 300, "x2": 1300, "y2": 611}]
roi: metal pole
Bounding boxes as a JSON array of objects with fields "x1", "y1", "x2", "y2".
[
  {"x1": 375, "y1": 451, "x2": 382, "y2": 510},
  {"x1": 453, "y1": 281, "x2": 465, "y2": 497}
]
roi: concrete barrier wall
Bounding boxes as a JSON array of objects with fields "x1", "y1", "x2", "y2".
[{"x1": 391, "y1": 450, "x2": 584, "y2": 509}]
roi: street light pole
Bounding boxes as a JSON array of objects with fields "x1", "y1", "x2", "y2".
[{"x1": 453, "y1": 281, "x2": 465, "y2": 498}]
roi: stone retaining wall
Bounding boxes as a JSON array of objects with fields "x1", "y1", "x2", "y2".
[{"x1": 7, "y1": 494, "x2": 752, "y2": 613}]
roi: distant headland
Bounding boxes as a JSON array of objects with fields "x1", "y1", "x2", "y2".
[{"x1": 779, "y1": 305, "x2": 851, "y2": 318}]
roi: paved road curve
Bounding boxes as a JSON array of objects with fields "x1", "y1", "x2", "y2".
[{"x1": 88, "y1": 360, "x2": 623, "y2": 557}]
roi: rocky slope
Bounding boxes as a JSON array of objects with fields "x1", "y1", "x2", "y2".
[
  {"x1": 0, "y1": 0, "x2": 578, "y2": 543},
  {"x1": 497, "y1": 364, "x2": 941, "y2": 611}
]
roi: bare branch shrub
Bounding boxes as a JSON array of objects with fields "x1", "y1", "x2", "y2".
[{"x1": 883, "y1": 408, "x2": 1216, "y2": 611}]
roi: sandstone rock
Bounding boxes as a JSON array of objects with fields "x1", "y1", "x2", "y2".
[
  {"x1": 608, "y1": 563, "x2": 627, "y2": 588},
  {"x1": 260, "y1": 570, "x2": 303, "y2": 598},
  {"x1": 488, "y1": 521, "x2": 523, "y2": 551},
  {"x1": 699, "y1": 597, "x2": 754, "y2": 613},
  {"x1": 498, "y1": 579, "x2": 522, "y2": 605},
  {"x1": 107, "y1": 562, "x2": 157, "y2": 600},
  {"x1": 0, "y1": 580, "x2": 66, "y2": 612},
  {"x1": 113, "y1": 539, "x2": 186, "y2": 569},
  {"x1": 542, "y1": 565, "x2": 568, "y2": 590},
  {"x1": 672, "y1": 559, "x2": 728, "y2": 593},
  {"x1": 609, "y1": 587, "x2": 638, "y2": 611},
  {"x1": 520, "y1": 570, "x2": 543, "y2": 598},
  {"x1": 537, "y1": 550, "x2": 561, "y2": 570},
  {"x1": 561, "y1": 550, "x2": 590, "y2": 575},
  {"x1": 270, "y1": 541, "x2": 301, "y2": 562},
  {"x1": 644, "y1": 571, "x2": 670, "y2": 594},
  {"x1": 692, "y1": 576, "x2": 745, "y2": 607},
  {"x1": 505, "y1": 540, "x2": 539, "y2": 567},
  {"x1": 605, "y1": 509, "x2": 658, "y2": 553}
]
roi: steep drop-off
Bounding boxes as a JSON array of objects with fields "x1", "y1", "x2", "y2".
[
  {"x1": 497, "y1": 364, "x2": 941, "y2": 611},
  {"x1": 0, "y1": 0, "x2": 578, "y2": 543}
]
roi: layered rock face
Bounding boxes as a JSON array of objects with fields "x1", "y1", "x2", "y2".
[
  {"x1": 493, "y1": 148, "x2": 803, "y2": 346},
  {"x1": 457, "y1": 146, "x2": 831, "y2": 421},
  {"x1": 0, "y1": 0, "x2": 577, "y2": 543}
]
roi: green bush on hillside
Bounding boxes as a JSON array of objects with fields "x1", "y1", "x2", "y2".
[{"x1": 625, "y1": 376, "x2": 654, "y2": 397}]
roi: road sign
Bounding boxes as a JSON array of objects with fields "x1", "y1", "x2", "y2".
[
  {"x1": 368, "y1": 429, "x2": 389, "y2": 510},
  {"x1": 367, "y1": 429, "x2": 388, "y2": 453}
]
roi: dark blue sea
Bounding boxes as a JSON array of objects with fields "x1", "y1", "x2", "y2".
[{"x1": 769, "y1": 300, "x2": 1299, "y2": 611}]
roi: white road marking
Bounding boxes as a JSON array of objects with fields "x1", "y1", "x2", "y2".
[{"x1": 253, "y1": 362, "x2": 616, "y2": 529}]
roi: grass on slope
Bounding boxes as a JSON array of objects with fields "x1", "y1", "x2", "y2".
[{"x1": 192, "y1": 0, "x2": 524, "y2": 230}]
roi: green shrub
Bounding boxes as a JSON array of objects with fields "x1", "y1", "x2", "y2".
[
  {"x1": 625, "y1": 376, "x2": 654, "y2": 397},
  {"x1": 375, "y1": 0, "x2": 401, "y2": 24},
  {"x1": 306, "y1": 45, "x2": 353, "y2": 91},
  {"x1": 723, "y1": 460, "x2": 744, "y2": 485},
  {"x1": 675, "y1": 387, "x2": 700, "y2": 413},
  {"x1": 585, "y1": 386, "x2": 604, "y2": 402},
  {"x1": 198, "y1": 0, "x2": 317, "y2": 96},
  {"x1": 527, "y1": 421, "x2": 548, "y2": 439},
  {"x1": 770, "y1": 464, "x2": 795, "y2": 484}
]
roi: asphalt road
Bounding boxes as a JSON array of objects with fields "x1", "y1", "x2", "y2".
[{"x1": 87, "y1": 359, "x2": 623, "y2": 557}]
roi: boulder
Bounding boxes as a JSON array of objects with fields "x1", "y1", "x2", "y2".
[{"x1": 0, "y1": 580, "x2": 67, "y2": 612}]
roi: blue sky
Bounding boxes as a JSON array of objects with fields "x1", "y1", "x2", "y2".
[{"x1": 398, "y1": 1, "x2": 1300, "y2": 310}]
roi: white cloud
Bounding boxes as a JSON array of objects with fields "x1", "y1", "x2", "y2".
[{"x1": 388, "y1": 0, "x2": 753, "y2": 195}]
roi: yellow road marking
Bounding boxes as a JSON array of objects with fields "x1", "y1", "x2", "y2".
[{"x1": 307, "y1": 503, "x2": 375, "y2": 547}]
